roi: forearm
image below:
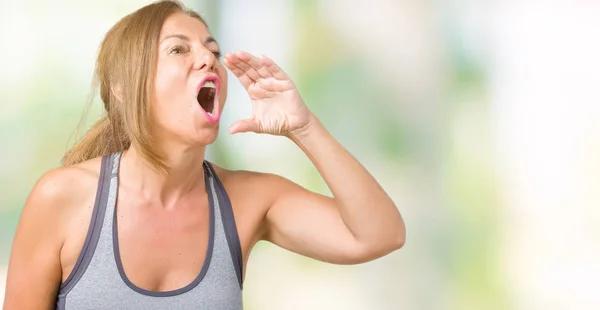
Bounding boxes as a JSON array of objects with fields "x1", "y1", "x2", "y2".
[{"x1": 289, "y1": 115, "x2": 406, "y2": 249}]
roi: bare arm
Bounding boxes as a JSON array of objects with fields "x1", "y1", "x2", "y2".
[
  {"x1": 222, "y1": 51, "x2": 404, "y2": 264},
  {"x1": 262, "y1": 115, "x2": 406, "y2": 264},
  {"x1": 3, "y1": 171, "x2": 67, "y2": 310}
]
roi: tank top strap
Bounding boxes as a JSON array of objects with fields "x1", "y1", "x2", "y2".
[
  {"x1": 57, "y1": 152, "x2": 118, "y2": 298},
  {"x1": 202, "y1": 161, "x2": 243, "y2": 289},
  {"x1": 109, "y1": 151, "x2": 122, "y2": 178}
]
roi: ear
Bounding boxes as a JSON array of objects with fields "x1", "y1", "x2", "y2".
[{"x1": 111, "y1": 84, "x2": 123, "y2": 103}]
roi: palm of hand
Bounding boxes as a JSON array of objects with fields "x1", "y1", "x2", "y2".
[{"x1": 223, "y1": 51, "x2": 312, "y2": 136}]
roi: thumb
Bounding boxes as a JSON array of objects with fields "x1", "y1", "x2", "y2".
[{"x1": 229, "y1": 119, "x2": 258, "y2": 134}]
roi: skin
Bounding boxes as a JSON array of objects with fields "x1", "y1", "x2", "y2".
[{"x1": 3, "y1": 12, "x2": 405, "y2": 309}]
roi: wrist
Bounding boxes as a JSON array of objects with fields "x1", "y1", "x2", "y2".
[{"x1": 288, "y1": 114, "x2": 322, "y2": 143}]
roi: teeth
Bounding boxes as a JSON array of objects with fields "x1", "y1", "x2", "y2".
[
  {"x1": 202, "y1": 80, "x2": 216, "y2": 89},
  {"x1": 207, "y1": 112, "x2": 213, "y2": 116}
]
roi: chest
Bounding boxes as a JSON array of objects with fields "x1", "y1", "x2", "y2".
[{"x1": 114, "y1": 194, "x2": 211, "y2": 292}]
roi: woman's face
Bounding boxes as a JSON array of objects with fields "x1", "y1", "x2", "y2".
[{"x1": 151, "y1": 12, "x2": 228, "y2": 146}]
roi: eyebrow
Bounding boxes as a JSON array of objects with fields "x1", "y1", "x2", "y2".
[{"x1": 160, "y1": 34, "x2": 219, "y2": 46}]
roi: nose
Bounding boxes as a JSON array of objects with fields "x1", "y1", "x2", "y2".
[{"x1": 192, "y1": 48, "x2": 216, "y2": 72}]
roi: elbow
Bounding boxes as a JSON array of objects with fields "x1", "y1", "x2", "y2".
[
  {"x1": 344, "y1": 216, "x2": 406, "y2": 264},
  {"x1": 390, "y1": 211, "x2": 406, "y2": 250},
  {"x1": 393, "y1": 222, "x2": 406, "y2": 250},
  {"x1": 351, "y1": 229, "x2": 405, "y2": 264},
  {"x1": 380, "y1": 203, "x2": 406, "y2": 252},
  {"x1": 373, "y1": 221, "x2": 406, "y2": 255},
  {"x1": 372, "y1": 216, "x2": 405, "y2": 252},
  {"x1": 392, "y1": 233, "x2": 405, "y2": 251},
  {"x1": 350, "y1": 240, "x2": 403, "y2": 264},
  {"x1": 382, "y1": 228, "x2": 406, "y2": 254}
]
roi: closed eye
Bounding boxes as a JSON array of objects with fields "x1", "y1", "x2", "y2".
[{"x1": 212, "y1": 50, "x2": 222, "y2": 59}]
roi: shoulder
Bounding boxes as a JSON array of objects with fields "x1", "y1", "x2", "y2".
[
  {"x1": 22, "y1": 157, "x2": 103, "y2": 235},
  {"x1": 209, "y1": 163, "x2": 300, "y2": 204},
  {"x1": 207, "y1": 163, "x2": 305, "y2": 242},
  {"x1": 30, "y1": 157, "x2": 101, "y2": 207}
]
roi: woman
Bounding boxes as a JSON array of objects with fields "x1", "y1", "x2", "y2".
[{"x1": 3, "y1": 1, "x2": 405, "y2": 309}]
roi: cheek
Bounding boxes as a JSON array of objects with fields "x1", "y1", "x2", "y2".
[
  {"x1": 153, "y1": 61, "x2": 188, "y2": 104},
  {"x1": 151, "y1": 62, "x2": 191, "y2": 129},
  {"x1": 155, "y1": 61, "x2": 186, "y2": 95}
]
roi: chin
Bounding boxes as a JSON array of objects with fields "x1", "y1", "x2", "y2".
[{"x1": 190, "y1": 126, "x2": 220, "y2": 146}]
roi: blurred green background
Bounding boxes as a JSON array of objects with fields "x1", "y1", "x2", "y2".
[{"x1": 1, "y1": 0, "x2": 599, "y2": 309}]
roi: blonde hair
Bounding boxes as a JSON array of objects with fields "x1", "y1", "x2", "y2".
[{"x1": 62, "y1": 0, "x2": 206, "y2": 174}]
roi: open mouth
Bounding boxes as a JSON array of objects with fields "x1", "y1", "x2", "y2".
[{"x1": 196, "y1": 76, "x2": 220, "y2": 122}]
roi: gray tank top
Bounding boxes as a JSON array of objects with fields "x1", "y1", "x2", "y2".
[{"x1": 55, "y1": 152, "x2": 244, "y2": 309}]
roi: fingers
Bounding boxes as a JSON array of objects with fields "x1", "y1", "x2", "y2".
[
  {"x1": 225, "y1": 52, "x2": 261, "y2": 81},
  {"x1": 236, "y1": 51, "x2": 273, "y2": 78},
  {"x1": 256, "y1": 77, "x2": 291, "y2": 92},
  {"x1": 226, "y1": 51, "x2": 287, "y2": 79},
  {"x1": 229, "y1": 118, "x2": 259, "y2": 135},
  {"x1": 223, "y1": 57, "x2": 253, "y2": 89},
  {"x1": 261, "y1": 55, "x2": 289, "y2": 80},
  {"x1": 224, "y1": 51, "x2": 292, "y2": 94}
]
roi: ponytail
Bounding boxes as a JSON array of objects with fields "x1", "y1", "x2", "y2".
[{"x1": 61, "y1": 115, "x2": 130, "y2": 166}]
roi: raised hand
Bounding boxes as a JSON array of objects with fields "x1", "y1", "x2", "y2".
[{"x1": 223, "y1": 51, "x2": 313, "y2": 136}]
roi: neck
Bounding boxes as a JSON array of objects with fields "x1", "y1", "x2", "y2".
[{"x1": 120, "y1": 143, "x2": 207, "y2": 208}]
